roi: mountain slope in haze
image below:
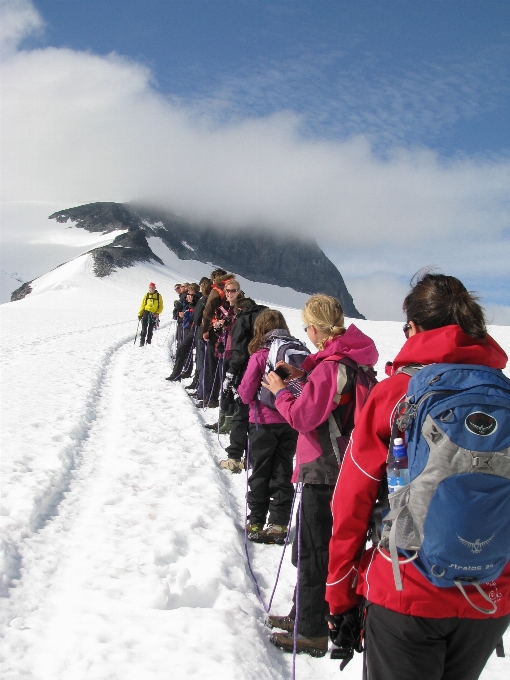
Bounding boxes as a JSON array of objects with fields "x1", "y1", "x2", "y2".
[{"x1": 12, "y1": 202, "x2": 363, "y2": 318}]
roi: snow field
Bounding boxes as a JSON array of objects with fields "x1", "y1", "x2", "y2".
[{"x1": 1, "y1": 252, "x2": 509, "y2": 679}]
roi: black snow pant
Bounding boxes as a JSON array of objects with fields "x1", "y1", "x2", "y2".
[
  {"x1": 247, "y1": 422, "x2": 297, "y2": 527},
  {"x1": 365, "y1": 603, "x2": 510, "y2": 680},
  {"x1": 224, "y1": 402, "x2": 249, "y2": 461},
  {"x1": 169, "y1": 327, "x2": 195, "y2": 378},
  {"x1": 204, "y1": 334, "x2": 221, "y2": 402},
  {"x1": 290, "y1": 483, "x2": 334, "y2": 639},
  {"x1": 175, "y1": 320, "x2": 184, "y2": 347},
  {"x1": 140, "y1": 311, "x2": 156, "y2": 345},
  {"x1": 195, "y1": 335, "x2": 206, "y2": 398}
]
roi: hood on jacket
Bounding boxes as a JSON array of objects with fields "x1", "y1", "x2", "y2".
[
  {"x1": 390, "y1": 324, "x2": 507, "y2": 373},
  {"x1": 301, "y1": 324, "x2": 378, "y2": 373},
  {"x1": 213, "y1": 273, "x2": 235, "y2": 287}
]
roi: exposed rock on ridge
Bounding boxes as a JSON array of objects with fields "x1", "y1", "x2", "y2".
[{"x1": 13, "y1": 202, "x2": 363, "y2": 318}]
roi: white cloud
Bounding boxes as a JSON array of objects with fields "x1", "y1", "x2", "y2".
[
  {"x1": 1, "y1": 1, "x2": 509, "y2": 321},
  {"x1": 343, "y1": 273, "x2": 409, "y2": 323},
  {"x1": 0, "y1": 0, "x2": 43, "y2": 54}
]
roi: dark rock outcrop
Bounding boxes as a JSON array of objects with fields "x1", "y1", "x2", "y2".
[
  {"x1": 49, "y1": 202, "x2": 364, "y2": 318},
  {"x1": 11, "y1": 281, "x2": 33, "y2": 301}
]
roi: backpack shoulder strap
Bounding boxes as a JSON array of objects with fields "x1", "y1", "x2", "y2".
[{"x1": 395, "y1": 363, "x2": 424, "y2": 377}]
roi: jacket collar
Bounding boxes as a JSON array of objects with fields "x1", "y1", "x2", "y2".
[{"x1": 391, "y1": 325, "x2": 507, "y2": 372}]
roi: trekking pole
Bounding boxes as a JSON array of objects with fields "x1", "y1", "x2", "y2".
[
  {"x1": 133, "y1": 317, "x2": 141, "y2": 345},
  {"x1": 292, "y1": 487, "x2": 303, "y2": 680}
]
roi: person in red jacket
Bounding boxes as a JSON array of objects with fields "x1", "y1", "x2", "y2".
[{"x1": 326, "y1": 272, "x2": 510, "y2": 680}]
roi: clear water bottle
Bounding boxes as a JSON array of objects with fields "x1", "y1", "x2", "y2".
[{"x1": 387, "y1": 437, "x2": 410, "y2": 494}]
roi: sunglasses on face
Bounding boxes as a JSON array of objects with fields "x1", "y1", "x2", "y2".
[
  {"x1": 403, "y1": 322, "x2": 411, "y2": 338},
  {"x1": 303, "y1": 324, "x2": 311, "y2": 332},
  {"x1": 225, "y1": 289, "x2": 239, "y2": 294}
]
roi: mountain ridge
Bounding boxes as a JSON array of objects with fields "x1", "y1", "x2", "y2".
[{"x1": 12, "y1": 202, "x2": 363, "y2": 318}]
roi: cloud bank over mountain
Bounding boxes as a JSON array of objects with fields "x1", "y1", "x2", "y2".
[{"x1": 2, "y1": 0, "x2": 509, "y2": 322}]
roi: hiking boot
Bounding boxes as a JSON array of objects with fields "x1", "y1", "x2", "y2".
[
  {"x1": 249, "y1": 524, "x2": 288, "y2": 545},
  {"x1": 205, "y1": 412, "x2": 226, "y2": 430},
  {"x1": 246, "y1": 521, "x2": 264, "y2": 536},
  {"x1": 165, "y1": 374, "x2": 181, "y2": 381},
  {"x1": 265, "y1": 616, "x2": 294, "y2": 633},
  {"x1": 219, "y1": 458, "x2": 245, "y2": 474},
  {"x1": 185, "y1": 384, "x2": 197, "y2": 392},
  {"x1": 269, "y1": 632, "x2": 328, "y2": 658},
  {"x1": 218, "y1": 415, "x2": 233, "y2": 434},
  {"x1": 195, "y1": 399, "x2": 219, "y2": 409}
]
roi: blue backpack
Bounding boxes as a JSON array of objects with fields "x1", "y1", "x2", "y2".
[{"x1": 380, "y1": 363, "x2": 510, "y2": 614}]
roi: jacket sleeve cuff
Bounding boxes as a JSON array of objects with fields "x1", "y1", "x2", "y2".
[{"x1": 275, "y1": 388, "x2": 290, "y2": 400}]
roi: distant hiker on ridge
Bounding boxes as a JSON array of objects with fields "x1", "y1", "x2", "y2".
[{"x1": 138, "y1": 282, "x2": 163, "y2": 346}]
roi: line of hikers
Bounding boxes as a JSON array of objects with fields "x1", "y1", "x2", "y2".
[{"x1": 140, "y1": 269, "x2": 510, "y2": 679}]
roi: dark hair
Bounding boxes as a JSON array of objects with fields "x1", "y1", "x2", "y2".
[
  {"x1": 200, "y1": 279, "x2": 212, "y2": 296},
  {"x1": 248, "y1": 309, "x2": 290, "y2": 354},
  {"x1": 403, "y1": 270, "x2": 487, "y2": 339},
  {"x1": 210, "y1": 268, "x2": 227, "y2": 281}
]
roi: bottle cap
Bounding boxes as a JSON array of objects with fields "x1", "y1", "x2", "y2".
[{"x1": 394, "y1": 437, "x2": 404, "y2": 446}]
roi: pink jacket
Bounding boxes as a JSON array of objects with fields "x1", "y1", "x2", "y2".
[
  {"x1": 275, "y1": 325, "x2": 379, "y2": 483},
  {"x1": 238, "y1": 348, "x2": 288, "y2": 425}
]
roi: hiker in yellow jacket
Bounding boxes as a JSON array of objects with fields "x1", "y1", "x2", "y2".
[{"x1": 138, "y1": 282, "x2": 164, "y2": 346}]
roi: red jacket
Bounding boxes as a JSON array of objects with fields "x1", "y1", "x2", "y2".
[{"x1": 326, "y1": 325, "x2": 510, "y2": 619}]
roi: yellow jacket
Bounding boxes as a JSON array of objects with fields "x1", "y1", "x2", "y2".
[{"x1": 139, "y1": 291, "x2": 164, "y2": 316}]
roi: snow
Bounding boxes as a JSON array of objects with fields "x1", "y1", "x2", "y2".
[
  {"x1": 0, "y1": 201, "x2": 130, "y2": 303},
  {"x1": 181, "y1": 240, "x2": 195, "y2": 251},
  {"x1": 0, "y1": 253, "x2": 509, "y2": 679}
]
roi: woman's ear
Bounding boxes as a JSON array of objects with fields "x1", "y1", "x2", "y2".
[{"x1": 408, "y1": 320, "x2": 424, "y2": 336}]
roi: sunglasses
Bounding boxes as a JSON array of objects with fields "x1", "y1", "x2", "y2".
[
  {"x1": 303, "y1": 324, "x2": 311, "y2": 332},
  {"x1": 403, "y1": 322, "x2": 411, "y2": 338},
  {"x1": 225, "y1": 288, "x2": 239, "y2": 294}
]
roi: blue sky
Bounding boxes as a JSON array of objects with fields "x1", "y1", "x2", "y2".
[
  {"x1": 28, "y1": 0, "x2": 510, "y2": 156},
  {"x1": 2, "y1": 0, "x2": 510, "y2": 321}
]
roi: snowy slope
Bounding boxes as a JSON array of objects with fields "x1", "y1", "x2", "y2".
[
  {"x1": 1, "y1": 254, "x2": 509, "y2": 679},
  {"x1": 0, "y1": 200, "x2": 131, "y2": 303}
]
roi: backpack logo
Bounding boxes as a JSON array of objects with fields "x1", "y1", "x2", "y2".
[
  {"x1": 457, "y1": 533, "x2": 495, "y2": 554},
  {"x1": 465, "y1": 412, "x2": 497, "y2": 436}
]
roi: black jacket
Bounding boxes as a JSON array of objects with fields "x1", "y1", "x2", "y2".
[{"x1": 228, "y1": 298, "x2": 268, "y2": 385}]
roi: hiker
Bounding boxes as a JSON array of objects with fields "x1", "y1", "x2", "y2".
[
  {"x1": 205, "y1": 279, "x2": 242, "y2": 433},
  {"x1": 175, "y1": 283, "x2": 189, "y2": 347},
  {"x1": 185, "y1": 277, "x2": 212, "y2": 393},
  {"x1": 165, "y1": 289, "x2": 198, "y2": 381},
  {"x1": 237, "y1": 309, "x2": 304, "y2": 544},
  {"x1": 195, "y1": 269, "x2": 235, "y2": 409},
  {"x1": 138, "y1": 282, "x2": 163, "y2": 346},
  {"x1": 326, "y1": 272, "x2": 510, "y2": 680},
  {"x1": 262, "y1": 294, "x2": 378, "y2": 657},
  {"x1": 217, "y1": 295, "x2": 268, "y2": 471}
]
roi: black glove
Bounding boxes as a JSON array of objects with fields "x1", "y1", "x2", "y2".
[
  {"x1": 325, "y1": 606, "x2": 363, "y2": 671},
  {"x1": 138, "y1": 315, "x2": 143, "y2": 320}
]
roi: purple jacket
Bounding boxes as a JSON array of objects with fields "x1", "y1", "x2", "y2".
[
  {"x1": 238, "y1": 348, "x2": 288, "y2": 425},
  {"x1": 275, "y1": 325, "x2": 379, "y2": 483}
]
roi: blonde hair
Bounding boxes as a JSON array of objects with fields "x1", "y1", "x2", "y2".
[
  {"x1": 188, "y1": 283, "x2": 200, "y2": 293},
  {"x1": 302, "y1": 294, "x2": 345, "y2": 350},
  {"x1": 248, "y1": 309, "x2": 290, "y2": 355}
]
